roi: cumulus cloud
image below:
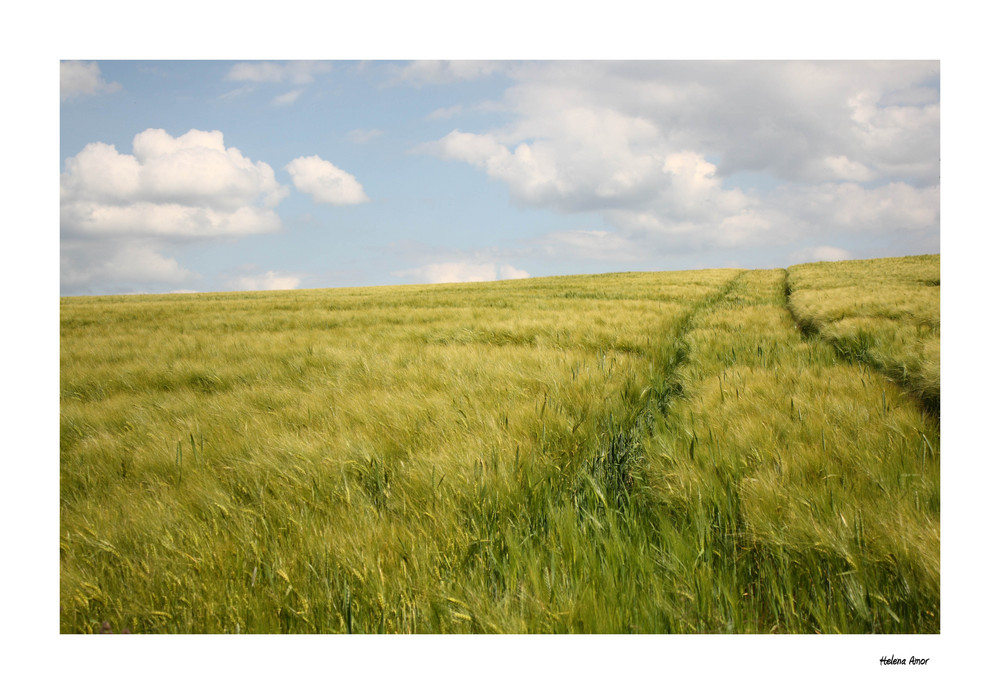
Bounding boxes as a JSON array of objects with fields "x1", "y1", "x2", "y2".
[
  {"x1": 423, "y1": 104, "x2": 671, "y2": 214},
  {"x1": 227, "y1": 270, "x2": 302, "y2": 291},
  {"x1": 393, "y1": 261, "x2": 530, "y2": 284},
  {"x1": 285, "y1": 155, "x2": 369, "y2": 205},
  {"x1": 61, "y1": 61, "x2": 121, "y2": 100},
  {"x1": 61, "y1": 128, "x2": 288, "y2": 238},
  {"x1": 61, "y1": 128, "x2": 291, "y2": 294},
  {"x1": 417, "y1": 60, "x2": 939, "y2": 258}
]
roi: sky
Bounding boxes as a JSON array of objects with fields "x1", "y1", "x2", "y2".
[{"x1": 59, "y1": 59, "x2": 940, "y2": 296}]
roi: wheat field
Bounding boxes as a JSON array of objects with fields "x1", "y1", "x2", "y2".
[{"x1": 60, "y1": 256, "x2": 939, "y2": 633}]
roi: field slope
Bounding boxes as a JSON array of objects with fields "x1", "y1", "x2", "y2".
[
  {"x1": 60, "y1": 256, "x2": 940, "y2": 633},
  {"x1": 787, "y1": 255, "x2": 940, "y2": 412}
]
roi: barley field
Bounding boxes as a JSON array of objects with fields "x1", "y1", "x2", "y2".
[
  {"x1": 787, "y1": 255, "x2": 940, "y2": 411},
  {"x1": 59, "y1": 255, "x2": 940, "y2": 633}
]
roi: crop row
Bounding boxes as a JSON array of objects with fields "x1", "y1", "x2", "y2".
[{"x1": 787, "y1": 255, "x2": 940, "y2": 412}]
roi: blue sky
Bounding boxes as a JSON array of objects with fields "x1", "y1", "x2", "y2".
[{"x1": 59, "y1": 59, "x2": 940, "y2": 296}]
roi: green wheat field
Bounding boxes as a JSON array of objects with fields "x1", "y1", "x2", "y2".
[{"x1": 59, "y1": 254, "x2": 940, "y2": 634}]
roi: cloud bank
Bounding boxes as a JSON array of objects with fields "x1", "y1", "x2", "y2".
[{"x1": 418, "y1": 60, "x2": 940, "y2": 260}]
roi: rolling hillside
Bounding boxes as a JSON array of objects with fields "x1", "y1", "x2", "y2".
[{"x1": 59, "y1": 255, "x2": 940, "y2": 633}]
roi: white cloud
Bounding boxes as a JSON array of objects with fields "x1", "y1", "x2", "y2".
[
  {"x1": 109, "y1": 246, "x2": 196, "y2": 283},
  {"x1": 61, "y1": 61, "x2": 121, "y2": 100},
  {"x1": 285, "y1": 155, "x2": 369, "y2": 205},
  {"x1": 425, "y1": 124, "x2": 746, "y2": 223},
  {"x1": 347, "y1": 128, "x2": 384, "y2": 144},
  {"x1": 418, "y1": 61, "x2": 939, "y2": 258},
  {"x1": 393, "y1": 261, "x2": 530, "y2": 284},
  {"x1": 817, "y1": 155, "x2": 876, "y2": 182},
  {"x1": 659, "y1": 151, "x2": 751, "y2": 220},
  {"x1": 272, "y1": 89, "x2": 304, "y2": 106},
  {"x1": 61, "y1": 128, "x2": 291, "y2": 294},
  {"x1": 774, "y1": 181, "x2": 940, "y2": 234},
  {"x1": 225, "y1": 61, "x2": 332, "y2": 84},
  {"x1": 61, "y1": 201, "x2": 282, "y2": 238},
  {"x1": 61, "y1": 128, "x2": 288, "y2": 238},
  {"x1": 426, "y1": 130, "x2": 759, "y2": 241},
  {"x1": 228, "y1": 270, "x2": 302, "y2": 291},
  {"x1": 61, "y1": 241, "x2": 196, "y2": 295}
]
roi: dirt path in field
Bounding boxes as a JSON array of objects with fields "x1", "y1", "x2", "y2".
[{"x1": 584, "y1": 272, "x2": 748, "y2": 504}]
